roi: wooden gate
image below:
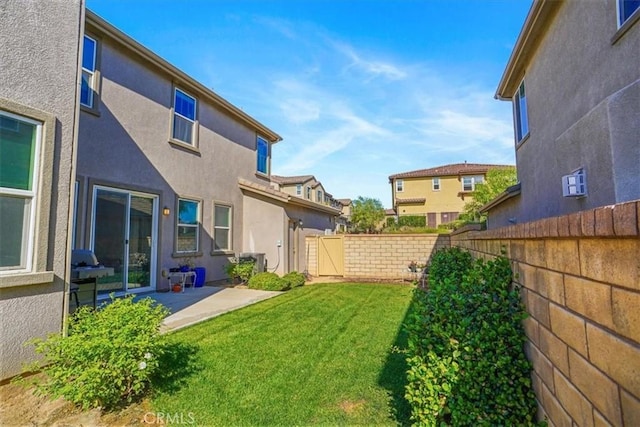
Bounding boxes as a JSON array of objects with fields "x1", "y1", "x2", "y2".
[{"x1": 317, "y1": 235, "x2": 344, "y2": 276}]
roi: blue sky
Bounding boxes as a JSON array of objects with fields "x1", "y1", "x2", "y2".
[{"x1": 87, "y1": 0, "x2": 532, "y2": 208}]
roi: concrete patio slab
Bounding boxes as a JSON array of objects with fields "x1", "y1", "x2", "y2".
[{"x1": 135, "y1": 286, "x2": 282, "y2": 332}]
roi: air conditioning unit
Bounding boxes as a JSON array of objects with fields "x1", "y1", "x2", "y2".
[
  {"x1": 239, "y1": 252, "x2": 266, "y2": 273},
  {"x1": 562, "y1": 168, "x2": 587, "y2": 197}
]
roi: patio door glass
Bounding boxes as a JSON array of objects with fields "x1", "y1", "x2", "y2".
[{"x1": 92, "y1": 187, "x2": 157, "y2": 295}]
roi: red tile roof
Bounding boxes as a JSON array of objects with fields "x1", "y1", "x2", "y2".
[
  {"x1": 388, "y1": 163, "x2": 514, "y2": 181},
  {"x1": 396, "y1": 197, "x2": 426, "y2": 204}
]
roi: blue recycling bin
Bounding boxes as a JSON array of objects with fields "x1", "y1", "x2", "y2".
[{"x1": 193, "y1": 267, "x2": 206, "y2": 287}]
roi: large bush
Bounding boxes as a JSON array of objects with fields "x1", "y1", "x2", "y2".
[
  {"x1": 397, "y1": 215, "x2": 426, "y2": 227},
  {"x1": 224, "y1": 259, "x2": 256, "y2": 283},
  {"x1": 404, "y1": 247, "x2": 538, "y2": 425},
  {"x1": 247, "y1": 272, "x2": 289, "y2": 291},
  {"x1": 27, "y1": 296, "x2": 168, "y2": 409},
  {"x1": 282, "y1": 271, "x2": 305, "y2": 289}
]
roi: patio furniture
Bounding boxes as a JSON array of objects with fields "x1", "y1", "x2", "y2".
[{"x1": 167, "y1": 270, "x2": 197, "y2": 293}]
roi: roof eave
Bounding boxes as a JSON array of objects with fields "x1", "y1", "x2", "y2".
[
  {"x1": 479, "y1": 183, "x2": 522, "y2": 213},
  {"x1": 85, "y1": 10, "x2": 282, "y2": 143},
  {"x1": 495, "y1": 0, "x2": 562, "y2": 100}
]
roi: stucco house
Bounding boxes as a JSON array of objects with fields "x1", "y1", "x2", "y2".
[
  {"x1": 270, "y1": 175, "x2": 342, "y2": 208},
  {"x1": 388, "y1": 163, "x2": 514, "y2": 227},
  {"x1": 74, "y1": 11, "x2": 340, "y2": 292},
  {"x1": 336, "y1": 198, "x2": 353, "y2": 233},
  {"x1": 0, "y1": 0, "x2": 82, "y2": 380},
  {"x1": 484, "y1": 0, "x2": 640, "y2": 228}
]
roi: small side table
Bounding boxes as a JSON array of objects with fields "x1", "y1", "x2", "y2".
[{"x1": 167, "y1": 271, "x2": 197, "y2": 292}]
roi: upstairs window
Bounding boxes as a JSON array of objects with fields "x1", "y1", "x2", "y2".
[
  {"x1": 213, "y1": 204, "x2": 232, "y2": 252},
  {"x1": 514, "y1": 81, "x2": 529, "y2": 143},
  {"x1": 396, "y1": 179, "x2": 404, "y2": 192},
  {"x1": 296, "y1": 184, "x2": 302, "y2": 195},
  {"x1": 306, "y1": 186, "x2": 311, "y2": 199},
  {"x1": 177, "y1": 198, "x2": 199, "y2": 253},
  {"x1": 173, "y1": 89, "x2": 197, "y2": 145},
  {"x1": 432, "y1": 177, "x2": 440, "y2": 191},
  {"x1": 619, "y1": 0, "x2": 640, "y2": 26},
  {"x1": 257, "y1": 137, "x2": 269, "y2": 174},
  {"x1": 317, "y1": 190, "x2": 323, "y2": 202},
  {"x1": 80, "y1": 35, "x2": 97, "y2": 108},
  {"x1": 462, "y1": 175, "x2": 484, "y2": 192},
  {"x1": 0, "y1": 111, "x2": 41, "y2": 272}
]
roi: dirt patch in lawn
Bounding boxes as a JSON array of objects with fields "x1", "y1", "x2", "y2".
[
  {"x1": 338, "y1": 399, "x2": 366, "y2": 415},
  {"x1": 0, "y1": 375, "x2": 154, "y2": 426}
]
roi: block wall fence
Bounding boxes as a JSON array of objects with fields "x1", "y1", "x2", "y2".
[
  {"x1": 451, "y1": 200, "x2": 639, "y2": 426},
  {"x1": 305, "y1": 199, "x2": 639, "y2": 425},
  {"x1": 305, "y1": 234, "x2": 450, "y2": 279}
]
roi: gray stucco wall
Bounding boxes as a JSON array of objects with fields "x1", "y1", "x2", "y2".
[
  {"x1": 0, "y1": 0, "x2": 82, "y2": 379},
  {"x1": 75, "y1": 27, "x2": 275, "y2": 287},
  {"x1": 496, "y1": 0, "x2": 640, "y2": 226}
]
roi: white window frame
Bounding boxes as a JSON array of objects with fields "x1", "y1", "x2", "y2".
[
  {"x1": 296, "y1": 184, "x2": 302, "y2": 196},
  {"x1": 432, "y1": 177, "x2": 440, "y2": 191},
  {"x1": 176, "y1": 198, "x2": 200, "y2": 253},
  {"x1": 0, "y1": 111, "x2": 42, "y2": 273},
  {"x1": 306, "y1": 186, "x2": 311, "y2": 199},
  {"x1": 462, "y1": 175, "x2": 484, "y2": 192},
  {"x1": 396, "y1": 179, "x2": 404, "y2": 192},
  {"x1": 80, "y1": 35, "x2": 97, "y2": 108},
  {"x1": 213, "y1": 203, "x2": 232, "y2": 252},
  {"x1": 514, "y1": 80, "x2": 529, "y2": 144},
  {"x1": 317, "y1": 190, "x2": 323, "y2": 202},
  {"x1": 618, "y1": 0, "x2": 640, "y2": 26},
  {"x1": 172, "y1": 88, "x2": 197, "y2": 145}
]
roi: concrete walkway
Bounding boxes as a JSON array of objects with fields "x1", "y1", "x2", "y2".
[{"x1": 135, "y1": 286, "x2": 282, "y2": 333}]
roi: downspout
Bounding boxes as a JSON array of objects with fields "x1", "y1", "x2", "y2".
[{"x1": 62, "y1": 0, "x2": 86, "y2": 336}]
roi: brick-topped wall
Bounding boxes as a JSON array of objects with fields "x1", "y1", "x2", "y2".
[
  {"x1": 451, "y1": 200, "x2": 640, "y2": 426},
  {"x1": 305, "y1": 234, "x2": 450, "y2": 279}
]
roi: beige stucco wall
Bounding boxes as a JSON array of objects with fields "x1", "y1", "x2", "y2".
[
  {"x1": 0, "y1": 0, "x2": 82, "y2": 379},
  {"x1": 496, "y1": 0, "x2": 640, "y2": 225},
  {"x1": 392, "y1": 176, "x2": 475, "y2": 224},
  {"x1": 75, "y1": 21, "x2": 277, "y2": 285},
  {"x1": 452, "y1": 200, "x2": 640, "y2": 425}
]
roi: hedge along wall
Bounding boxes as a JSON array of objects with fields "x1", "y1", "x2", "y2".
[
  {"x1": 305, "y1": 234, "x2": 450, "y2": 279},
  {"x1": 450, "y1": 200, "x2": 640, "y2": 426}
]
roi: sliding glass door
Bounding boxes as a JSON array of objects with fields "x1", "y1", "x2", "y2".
[{"x1": 91, "y1": 187, "x2": 157, "y2": 295}]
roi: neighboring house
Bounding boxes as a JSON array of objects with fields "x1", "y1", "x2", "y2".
[
  {"x1": 388, "y1": 163, "x2": 513, "y2": 227},
  {"x1": 485, "y1": 0, "x2": 640, "y2": 227},
  {"x1": 0, "y1": 0, "x2": 82, "y2": 379},
  {"x1": 74, "y1": 11, "x2": 296, "y2": 293},
  {"x1": 336, "y1": 198, "x2": 353, "y2": 232}
]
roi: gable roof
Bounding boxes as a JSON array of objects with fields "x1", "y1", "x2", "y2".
[
  {"x1": 337, "y1": 198, "x2": 352, "y2": 206},
  {"x1": 270, "y1": 175, "x2": 315, "y2": 185},
  {"x1": 389, "y1": 163, "x2": 514, "y2": 181},
  {"x1": 86, "y1": 10, "x2": 282, "y2": 143}
]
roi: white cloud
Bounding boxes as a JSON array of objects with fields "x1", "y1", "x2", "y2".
[{"x1": 333, "y1": 42, "x2": 407, "y2": 81}]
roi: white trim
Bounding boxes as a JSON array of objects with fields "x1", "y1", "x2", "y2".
[
  {"x1": 395, "y1": 179, "x2": 404, "y2": 192},
  {"x1": 173, "y1": 88, "x2": 197, "y2": 144},
  {"x1": 618, "y1": 0, "x2": 640, "y2": 27},
  {"x1": 432, "y1": 177, "x2": 440, "y2": 191},
  {"x1": 176, "y1": 197, "x2": 200, "y2": 253},
  {"x1": 80, "y1": 35, "x2": 97, "y2": 108},
  {"x1": 514, "y1": 79, "x2": 529, "y2": 144},
  {"x1": 0, "y1": 111, "x2": 42, "y2": 274},
  {"x1": 213, "y1": 202, "x2": 232, "y2": 252}
]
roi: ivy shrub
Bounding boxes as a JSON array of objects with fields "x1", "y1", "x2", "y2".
[
  {"x1": 404, "y1": 247, "x2": 538, "y2": 425},
  {"x1": 282, "y1": 271, "x2": 305, "y2": 289},
  {"x1": 247, "y1": 272, "x2": 289, "y2": 291},
  {"x1": 26, "y1": 296, "x2": 168, "y2": 410}
]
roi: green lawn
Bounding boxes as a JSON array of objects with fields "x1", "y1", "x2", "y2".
[{"x1": 151, "y1": 283, "x2": 413, "y2": 426}]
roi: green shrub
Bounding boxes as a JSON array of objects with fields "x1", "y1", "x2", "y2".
[
  {"x1": 282, "y1": 271, "x2": 305, "y2": 289},
  {"x1": 248, "y1": 272, "x2": 289, "y2": 291},
  {"x1": 224, "y1": 259, "x2": 256, "y2": 283},
  {"x1": 404, "y1": 248, "x2": 538, "y2": 425},
  {"x1": 398, "y1": 215, "x2": 426, "y2": 227},
  {"x1": 27, "y1": 296, "x2": 168, "y2": 410},
  {"x1": 385, "y1": 217, "x2": 396, "y2": 227}
]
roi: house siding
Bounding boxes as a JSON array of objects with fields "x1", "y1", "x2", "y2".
[
  {"x1": 494, "y1": 0, "x2": 640, "y2": 226},
  {"x1": 0, "y1": 0, "x2": 82, "y2": 379},
  {"x1": 76, "y1": 21, "x2": 273, "y2": 287}
]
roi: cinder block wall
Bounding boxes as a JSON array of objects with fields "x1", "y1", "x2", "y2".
[
  {"x1": 305, "y1": 234, "x2": 450, "y2": 279},
  {"x1": 451, "y1": 200, "x2": 640, "y2": 426}
]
